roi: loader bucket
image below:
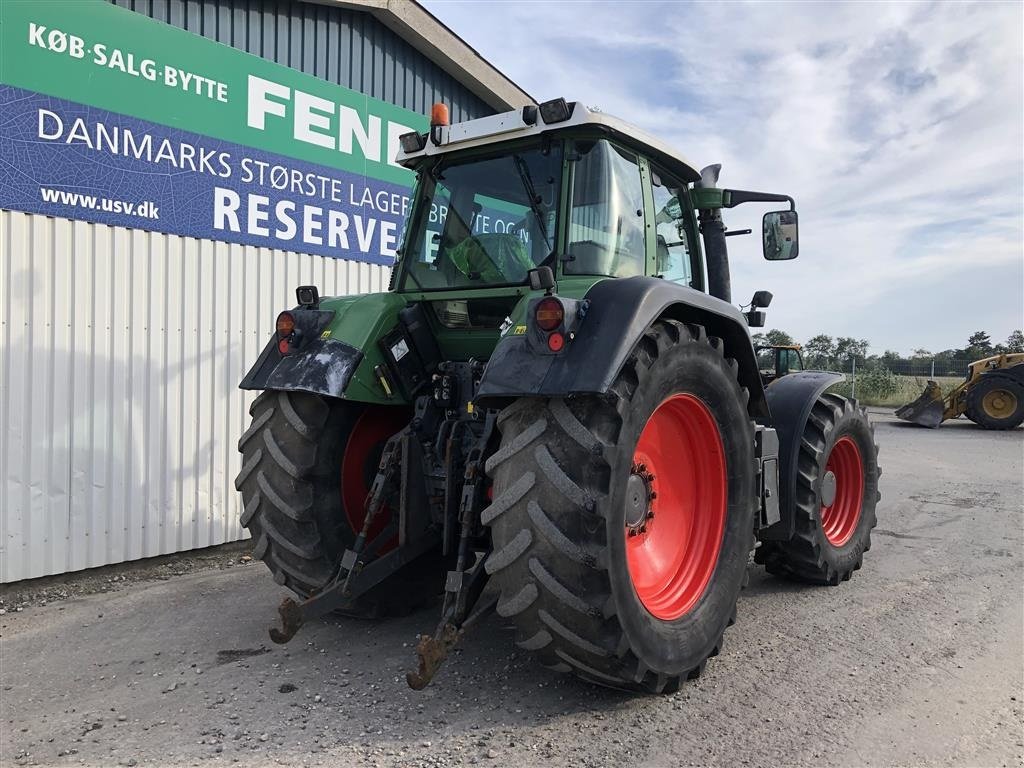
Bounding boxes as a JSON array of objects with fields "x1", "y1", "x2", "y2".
[{"x1": 895, "y1": 381, "x2": 945, "y2": 428}]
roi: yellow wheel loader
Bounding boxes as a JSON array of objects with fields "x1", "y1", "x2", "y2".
[{"x1": 896, "y1": 353, "x2": 1024, "y2": 430}]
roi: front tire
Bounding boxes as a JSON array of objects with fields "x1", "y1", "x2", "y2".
[
  {"x1": 756, "y1": 394, "x2": 880, "y2": 584},
  {"x1": 482, "y1": 321, "x2": 756, "y2": 692}
]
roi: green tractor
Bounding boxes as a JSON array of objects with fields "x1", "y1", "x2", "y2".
[{"x1": 235, "y1": 98, "x2": 880, "y2": 693}]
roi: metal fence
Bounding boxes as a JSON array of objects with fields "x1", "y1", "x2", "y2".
[
  {"x1": 813, "y1": 357, "x2": 977, "y2": 405},
  {"x1": 819, "y1": 357, "x2": 979, "y2": 379}
]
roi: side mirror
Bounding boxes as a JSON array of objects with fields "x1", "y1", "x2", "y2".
[
  {"x1": 751, "y1": 290, "x2": 773, "y2": 309},
  {"x1": 762, "y1": 210, "x2": 799, "y2": 261}
]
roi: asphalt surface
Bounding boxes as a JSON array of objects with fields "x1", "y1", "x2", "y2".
[{"x1": 2, "y1": 410, "x2": 1022, "y2": 768}]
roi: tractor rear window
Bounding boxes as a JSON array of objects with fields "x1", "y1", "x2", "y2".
[{"x1": 398, "y1": 143, "x2": 562, "y2": 291}]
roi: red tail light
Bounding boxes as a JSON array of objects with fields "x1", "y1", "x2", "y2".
[
  {"x1": 276, "y1": 312, "x2": 295, "y2": 355},
  {"x1": 547, "y1": 332, "x2": 565, "y2": 352},
  {"x1": 535, "y1": 298, "x2": 564, "y2": 331}
]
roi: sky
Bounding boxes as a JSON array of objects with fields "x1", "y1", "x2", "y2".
[{"x1": 425, "y1": 0, "x2": 1024, "y2": 355}]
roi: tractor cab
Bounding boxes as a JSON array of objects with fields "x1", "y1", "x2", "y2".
[
  {"x1": 394, "y1": 100, "x2": 707, "y2": 295},
  {"x1": 385, "y1": 101, "x2": 711, "y2": 367}
]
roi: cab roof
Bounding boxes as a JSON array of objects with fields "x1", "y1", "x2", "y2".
[{"x1": 395, "y1": 100, "x2": 703, "y2": 184}]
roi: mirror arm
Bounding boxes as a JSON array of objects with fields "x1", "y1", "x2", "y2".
[{"x1": 723, "y1": 189, "x2": 795, "y2": 210}]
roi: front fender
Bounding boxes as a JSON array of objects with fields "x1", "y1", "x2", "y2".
[
  {"x1": 475, "y1": 276, "x2": 768, "y2": 419},
  {"x1": 759, "y1": 370, "x2": 845, "y2": 541}
]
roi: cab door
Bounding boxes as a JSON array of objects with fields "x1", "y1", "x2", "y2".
[{"x1": 647, "y1": 163, "x2": 704, "y2": 291}]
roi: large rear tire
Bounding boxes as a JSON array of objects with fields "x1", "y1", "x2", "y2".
[
  {"x1": 482, "y1": 321, "x2": 756, "y2": 692},
  {"x1": 756, "y1": 394, "x2": 880, "y2": 584},
  {"x1": 965, "y1": 374, "x2": 1024, "y2": 430},
  {"x1": 235, "y1": 390, "x2": 442, "y2": 616}
]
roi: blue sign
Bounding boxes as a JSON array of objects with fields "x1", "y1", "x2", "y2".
[{"x1": 0, "y1": 86, "x2": 409, "y2": 265}]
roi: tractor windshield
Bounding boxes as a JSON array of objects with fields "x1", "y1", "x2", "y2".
[{"x1": 398, "y1": 142, "x2": 562, "y2": 291}]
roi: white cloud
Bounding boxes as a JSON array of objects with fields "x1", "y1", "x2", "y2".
[{"x1": 426, "y1": 0, "x2": 1023, "y2": 354}]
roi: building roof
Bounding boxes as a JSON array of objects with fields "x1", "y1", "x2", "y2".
[{"x1": 309, "y1": 0, "x2": 534, "y2": 111}]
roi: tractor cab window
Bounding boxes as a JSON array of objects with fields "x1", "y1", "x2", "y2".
[
  {"x1": 399, "y1": 143, "x2": 562, "y2": 291},
  {"x1": 756, "y1": 347, "x2": 775, "y2": 375},
  {"x1": 565, "y1": 140, "x2": 646, "y2": 278},
  {"x1": 784, "y1": 349, "x2": 803, "y2": 373},
  {"x1": 651, "y1": 168, "x2": 696, "y2": 288}
]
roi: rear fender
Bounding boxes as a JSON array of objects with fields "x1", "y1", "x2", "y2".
[
  {"x1": 239, "y1": 291, "x2": 409, "y2": 403},
  {"x1": 239, "y1": 308, "x2": 365, "y2": 399},
  {"x1": 758, "y1": 371, "x2": 845, "y2": 541},
  {"x1": 475, "y1": 276, "x2": 768, "y2": 419}
]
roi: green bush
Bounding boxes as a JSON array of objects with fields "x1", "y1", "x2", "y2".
[{"x1": 830, "y1": 365, "x2": 901, "y2": 404}]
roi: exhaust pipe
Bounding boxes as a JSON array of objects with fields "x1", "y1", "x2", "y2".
[{"x1": 697, "y1": 164, "x2": 731, "y2": 304}]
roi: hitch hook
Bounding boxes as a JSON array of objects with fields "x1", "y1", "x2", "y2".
[
  {"x1": 268, "y1": 597, "x2": 304, "y2": 645},
  {"x1": 405, "y1": 588, "x2": 498, "y2": 690},
  {"x1": 406, "y1": 622, "x2": 460, "y2": 690}
]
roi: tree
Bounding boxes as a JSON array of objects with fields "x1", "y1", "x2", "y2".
[
  {"x1": 1006, "y1": 330, "x2": 1024, "y2": 353},
  {"x1": 911, "y1": 348, "x2": 932, "y2": 358},
  {"x1": 835, "y1": 336, "x2": 870, "y2": 363},
  {"x1": 968, "y1": 331, "x2": 991, "y2": 348},
  {"x1": 804, "y1": 334, "x2": 836, "y2": 368},
  {"x1": 765, "y1": 329, "x2": 796, "y2": 347},
  {"x1": 965, "y1": 331, "x2": 993, "y2": 360}
]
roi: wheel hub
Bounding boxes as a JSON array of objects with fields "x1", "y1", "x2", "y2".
[
  {"x1": 983, "y1": 389, "x2": 1016, "y2": 419},
  {"x1": 625, "y1": 464, "x2": 656, "y2": 534},
  {"x1": 820, "y1": 470, "x2": 837, "y2": 507}
]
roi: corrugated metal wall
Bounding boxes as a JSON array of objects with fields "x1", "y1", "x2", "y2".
[
  {"x1": 109, "y1": 0, "x2": 493, "y2": 122},
  {"x1": 0, "y1": 209, "x2": 390, "y2": 582}
]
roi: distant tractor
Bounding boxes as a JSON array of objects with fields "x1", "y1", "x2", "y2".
[
  {"x1": 235, "y1": 99, "x2": 881, "y2": 692},
  {"x1": 756, "y1": 342, "x2": 805, "y2": 385},
  {"x1": 897, "y1": 353, "x2": 1024, "y2": 429}
]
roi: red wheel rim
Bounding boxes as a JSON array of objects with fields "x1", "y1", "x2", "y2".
[
  {"x1": 625, "y1": 394, "x2": 727, "y2": 621},
  {"x1": 820, "y1": 435, "x2": 864, "y2": 547},
  {"x1": 341, "y1": 407, "x2": 409, "y2": 551}
]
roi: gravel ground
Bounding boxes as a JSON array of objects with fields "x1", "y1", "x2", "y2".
[{"x1": 1, "y1": 409, "x2": 1022, "y2": 768}]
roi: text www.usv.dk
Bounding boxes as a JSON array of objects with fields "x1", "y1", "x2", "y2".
[{"x1": 40, "y1": 187, "x2": 160, "y2": 219}]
